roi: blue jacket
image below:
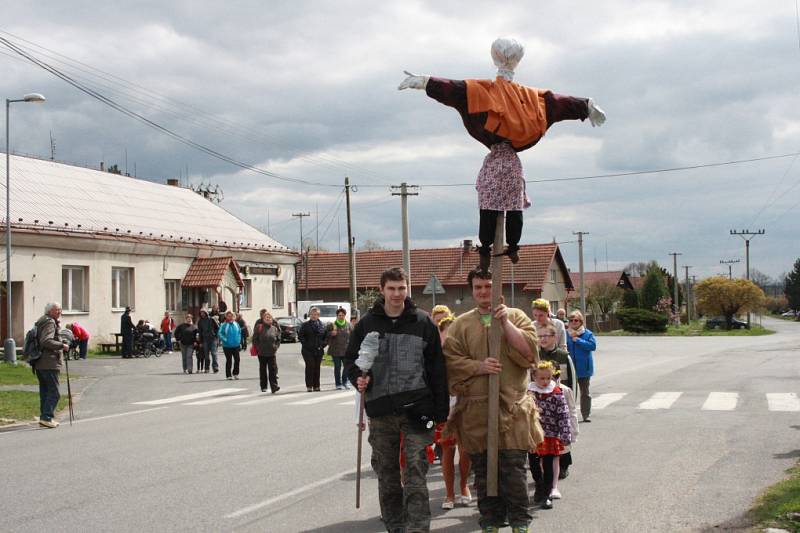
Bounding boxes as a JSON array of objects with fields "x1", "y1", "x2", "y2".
[
  {"x1": 218, "y1": 321, "x2": 242, "y2": 349},
  {"x1": 567, "y1": 329, "x2": 596, "y2": 378}
]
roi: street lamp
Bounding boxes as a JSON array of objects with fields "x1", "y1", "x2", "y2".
[{"x1": 5, "y1": 93, "x2": 46, "y2": 364}]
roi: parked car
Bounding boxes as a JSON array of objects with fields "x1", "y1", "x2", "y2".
[
  {"x1": 276, "y1": 317, "x2": 302, "y2": 343},
  {"x1": 781, "y1": 310, "x2": 798, "y2": 317},
  {"x1": 705, "y1": 316, "x2": 747, "y2": 330}
]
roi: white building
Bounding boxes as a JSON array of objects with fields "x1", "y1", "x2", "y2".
[{"x1": 0, "y1": 154, "x2": 298, "y2": 348}]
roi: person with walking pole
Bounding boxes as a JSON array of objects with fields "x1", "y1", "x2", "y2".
[
  {"x1": 33, "y1": 302, "x2": 69, "y2": 428},
  {"x1": 344, "y1": 267, "x2": 449, "y2": 532}
]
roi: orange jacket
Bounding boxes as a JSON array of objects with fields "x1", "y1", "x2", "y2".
[{"x1": 465, "y1": 77, "x2": 548, "y2": 149}]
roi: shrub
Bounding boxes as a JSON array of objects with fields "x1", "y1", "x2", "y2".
[
  {"x1": 622, "y1": 289, "x2": 640, "y2": 309},
  {"x1": 617, "y1": 308, "x2": 669, "y2": 333}
]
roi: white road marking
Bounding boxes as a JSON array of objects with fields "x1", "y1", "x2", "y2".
[
  {"x1": 226, "y1": 462, "x2": 371, "y2": 519},
  {"x1": 63, "y1": 408, "x2": 168, "y2": 425},
  {"x1": 184, "y1": 393, "x2": 258, "y2": 405},
  {"x1": 702, "y1": 392, "x2": 739, "y2": 411},
  {"x1": 133, "y1": 388, "x2": 246, "y2": 405},
  {"x1": 592, "y1": 393, "x2": 627, "y2": 409},
  {"x1": 338, "y1": 400, "x2": 355, "y2": 405},
  {"x1": 767, "y1": 393, "x2": 800, "y2": 412},
  {"x1": 235, "y1": 395, "x2": 294, "y2": 406},
  {"x1": 286, "y1": 390, "x2": 356, "y2": 405},
  {"x1": 638, "y1": 392, "x2": 682, "y2": 410}
]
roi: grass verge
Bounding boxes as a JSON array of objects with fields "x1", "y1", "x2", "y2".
[
  {"x1": 0, "y1": 362, "x2": 38, "y2": 385},
  {"x1": 749, "y1": 462, "x2": 800, "y2": 531},
  {"x1": 0, "y1": 390, "x2": 68, "y2": 425}
]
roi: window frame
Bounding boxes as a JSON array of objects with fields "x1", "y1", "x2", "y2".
[
  {"x1": 272, "y1": 279, "x2": 284, "y2": 308},
  {"x1": 111, "y1": 267, "x2": 135, "y2": 310},
  {"x1": 165, "y1": 279, "x2": 181, "y2": 313},
  {"x1": 240, "y1": 279, "x2": 253, "y2": 310},
  {"x1": 62, "y1": 265, "x2": 89, "y2": 313}
]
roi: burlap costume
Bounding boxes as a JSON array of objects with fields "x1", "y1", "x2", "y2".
[{"x1": 443, "y1": 308, "x2": 543, "y2": 453}]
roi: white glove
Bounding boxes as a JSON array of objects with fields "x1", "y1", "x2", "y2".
[
  {"x1": 587, "y1": 98, "x2": 606, "y2": 127},
  {"x1": 398, "y1": 70, "x2": 430, "y2": 90}
]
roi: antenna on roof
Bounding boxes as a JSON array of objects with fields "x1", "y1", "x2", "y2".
[{"x1": 49, "y1": 131, "x2": 56, "y2": 161}]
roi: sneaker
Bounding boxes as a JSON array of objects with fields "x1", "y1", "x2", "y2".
[
  {"x1": 456, "y1": 491, "x2": 472, "y2": 505},
  {"x1": 540, "y1": 498, "x2": 553, "y2": 510},
  {"x1": 582, "y1": 416, "x2": 591, "y2": 423},
  {"x1": 227, "y1": 377, "x2": 233, "y2": 380},
  {"x1": 213, "y1": 368, "x2": 219, "y2": 373},
  {"x1": 511, "y1": 527, "x2": 529, "y2": 533},
  {"x1": 39, "y1": 419, "x2": 59, "y2": 428},
  {"x1": 313, "y1": 388, "x2": 321, "y2": 392},
  {"x1": 307, "y1": 387, "x2": 313, "y2": 392},
  {"x1": 261, "y1": 388, "x2": 267, "y2": 393},
  {"x1": 204, "y1": 369, "x2": 210, "y2": 374},
  {"x1": 188, "y1": 370, "x2": 193, "y2": 374},
  {"x1": 233, "y1": 375, "x2": 239, "y2": 380},
  {"x1": 550, "y1": 488, "x2": 562, "y2": 499},
  {"x1": 441, "y1": 499, "x2": 455, "y2": 510},
  {"x1": 336, "y1": 385, "x2": 344, "y2": 390}
]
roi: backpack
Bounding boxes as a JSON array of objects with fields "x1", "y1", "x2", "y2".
[{"x1": 22, "y1": 325, "x2": 42, "y2": 368}]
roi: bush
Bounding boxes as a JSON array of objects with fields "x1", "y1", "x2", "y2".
[
  {"x1": 617, "y1": 308, "x2": 669, "y2": 333},
  {"x1": 765, "y1": 295, "x2": 789, "y2": 314},
  {"x1": 622, "y1": 289, "x2": 640, "y2": 309}
]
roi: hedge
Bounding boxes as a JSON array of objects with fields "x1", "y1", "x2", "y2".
[{"x1": 617, "y1": 308, "x2": 668, "y2": 333}]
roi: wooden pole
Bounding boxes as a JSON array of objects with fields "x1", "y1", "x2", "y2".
[
  {"x1": 355, "y1": 376, "x2": 366, "y2": 508},
  {"x1": 487, "y1": 213, "x2": 504, "y2": 496}
]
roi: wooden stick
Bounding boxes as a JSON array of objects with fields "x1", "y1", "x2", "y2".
[
  {"x1": 356, "y1": 377, "x2": 366, "y2": 508},
  {"x1": 487, "y1": 213, "x2": 504, "y2": 497}
]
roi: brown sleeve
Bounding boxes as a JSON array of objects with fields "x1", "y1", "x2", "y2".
[
  {"x1": 38, "y1": 320, "x2": 64, "y2": 351},
  {"x1": 504, "y1": 310, "x2": 539, "y2": 369},
  {"x1": 443, "y1": 324, "x2": 481, "y2": 396}
]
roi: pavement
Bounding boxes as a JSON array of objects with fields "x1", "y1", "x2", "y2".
[{"x1": 1, "y1": 317, "x2": 798, "y2": 532}]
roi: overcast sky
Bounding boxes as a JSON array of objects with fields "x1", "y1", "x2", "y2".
[{"x1": 2, "y1": 1, "x2": 799, "y2": 280}]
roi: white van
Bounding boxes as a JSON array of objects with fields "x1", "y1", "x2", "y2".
[{"x1": 303, "y1": 302, "x2": 352, "y2": 326}]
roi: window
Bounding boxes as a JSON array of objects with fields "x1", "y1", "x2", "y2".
[
  {"x1": 62, "y1": 266, "x2": 88, "y2": 312},
  {"x1": 550, "y1": 269, "x2": 557, "y2": 283},
  {"x1": 272, "y1": 280, "x2": 284, "y2": 308},
  {"x1": 240, "y1": 279, "x2": 253, "y2": 309},
  {"x1": 550, "y1": 301, "x2": 560, "y2": 313},
  {"x1": 112, "y1": 267, "x2": 134, "y2": 309},
  {"x1": 165, "y1": 279, "x2": 180, "y2": 312}
]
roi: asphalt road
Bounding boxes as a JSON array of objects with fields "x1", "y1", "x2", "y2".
[{"x1": 2, "y1": 317, "x2": 798, "y2": 532}]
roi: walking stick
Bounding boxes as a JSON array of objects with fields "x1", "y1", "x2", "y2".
[
  {"x1": 63, "y1": 350, "x2": 74, "y2": 425},
  {"x1": 354, "y1": 331, "x2": 380, "y2": 508},
  {"x1": 356, "y1": 374, "x2": 367, "y2": 509}
]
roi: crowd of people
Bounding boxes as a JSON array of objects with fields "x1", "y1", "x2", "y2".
[{"x1": 344, "y1": 266, "x2": 597, "y2": 533}]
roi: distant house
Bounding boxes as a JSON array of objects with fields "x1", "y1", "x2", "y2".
[
  {"x1": 569, "y1": 270, "x2": 635, "y2": 296},
  {"x1": 0, "y1": 154, "x2": 298, "y2": 347},
  {"x1": 299, "y1": 241, "x2": 573, "y2": 317}
]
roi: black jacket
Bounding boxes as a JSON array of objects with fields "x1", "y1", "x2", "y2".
[
  {"x1": 344, "y1": 297, "x2": 449, "y2": 423},
  {"x1": 120, "y1": 312, "x2": 134, "y2": 335},
  {"x1": 174, "y1": 323, "x2": 199, "y2": 346},
  {"x1": 298, "y1": 319, "x2": 325, "y2": 357},
  {"x1": 197, "y1": 311, "x2": 219, "y2": 341}
]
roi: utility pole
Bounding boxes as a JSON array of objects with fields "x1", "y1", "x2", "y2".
[
  {"x1": 573, "y1": 231, "x2": 589, "y2": 316},
  {"x1": 730, "y1": 229, "x2": 765, "y2": 328},
  {"x1": 391, "y1": 183, "x2": 419, "y2": 290},
  {"x1": 292, "y1": 211, "x2": 310, "y2": 302},
  {"x1": 305, "y1": 246, "x2": 310, "y2": 300},
  {"x1": 691, "y1": 275, "x2": 698, "y2": 320},
  {"x1": 669, "y1": 252, "x2": 682, "y2": 323},
  {"x1": 683, "y1": 265, "x2": 692, "y2": 322},
  {"x1": 720, "y1": 258, "x2": 740, "y2": 280},
  {"x1": 315, "y1": 202, "x2": 319, "y2": 252},
  {"x1": 345, "y1": 178, "x2": 357, "y2": 314}
]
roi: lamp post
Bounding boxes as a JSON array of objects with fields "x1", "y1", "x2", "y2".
[{"x1": 5, "y1": 93, "x2": 46, "y2": 364}]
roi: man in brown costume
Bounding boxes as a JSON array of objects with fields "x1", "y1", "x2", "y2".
[{"x1": 443, "y1": 268, "x2": 540, "y2": 533}]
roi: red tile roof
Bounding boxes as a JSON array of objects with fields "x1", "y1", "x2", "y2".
[
  {"x1": 569, "y1": 271, "x2": 632, "y2": 293},
  {"x1": 302, "y1": 243, "x2": 571, "y2": 291},
  {"x1": 182, "y1": 256, "x2": 244, "y2": 288}
]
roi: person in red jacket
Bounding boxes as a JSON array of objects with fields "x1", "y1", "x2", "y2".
[
  {"x1": 66, "y1": 322, "x2": 90, "y2": 360},
  {"x1": 160, "y1": 312, "x2": 176, "y2": 353}
]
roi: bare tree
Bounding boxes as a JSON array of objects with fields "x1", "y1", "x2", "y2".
[
  {"x1": 358, "y1": 239, "x2": 385, "y2": 252},
  {"x1": 587, "y1": 281, "x2": 624, "y2": 320}
]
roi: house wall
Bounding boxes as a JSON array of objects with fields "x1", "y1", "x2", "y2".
[
  {"x1": 1, "y1": 234, "x2": 296, "y2": 346},
  {"x1": 540, "y1": 261, "x2": 569, "y2": 312}
]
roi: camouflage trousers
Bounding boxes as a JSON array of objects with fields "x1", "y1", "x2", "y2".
[
  {"x1": 368, "y1": 414, "x2": 435, "y2": 533},
  {"x1": 470, "y1": 450, "x2": 531, "y2": 529}
]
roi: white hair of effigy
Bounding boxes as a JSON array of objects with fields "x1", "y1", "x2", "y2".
[{"x1": 491, "y1": 37, "x2": 525, "y2": 81}]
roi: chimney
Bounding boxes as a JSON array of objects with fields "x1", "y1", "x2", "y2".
[
  {"x1": 167, "y1": 178, "x2": 180, "y2": 187},
  {"x1": 462, "y1": 239, "x2": 473, "y2": 252},
  {"x1": 100, "y1": 162, "x2": 104, "y2": 171}
]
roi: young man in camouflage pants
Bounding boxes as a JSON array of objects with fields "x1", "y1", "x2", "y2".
[{"x1": 345, "y1": 267, "x2": 449, "y2": 533}]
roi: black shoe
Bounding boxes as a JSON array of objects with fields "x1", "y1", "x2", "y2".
[
  {"x1": 261, "y1": 388, "x2": 267, "y2": 393},
  {"x1": 506, "y1": 247, "x2": 520, "y2": 264},
  {"x1": 540, "y1": 498, "x2": 553, "y2": 510},
  {"x1": 559, "y1": 467, "x2": 569, "y2": 480},
  {"x1": 479, "y1": 252, "x2": 490, "y2": 271},
  {"x1": 272, "y1": 386, "x2": 280, "y2": 394}
]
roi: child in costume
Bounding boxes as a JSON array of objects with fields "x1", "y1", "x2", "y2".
[
  {"x1": 528, "y1": 360, "x2": 572, "y2": 509},
  {"x1": 399, "y1": 37, "x2": 606, "y2": 270}
]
